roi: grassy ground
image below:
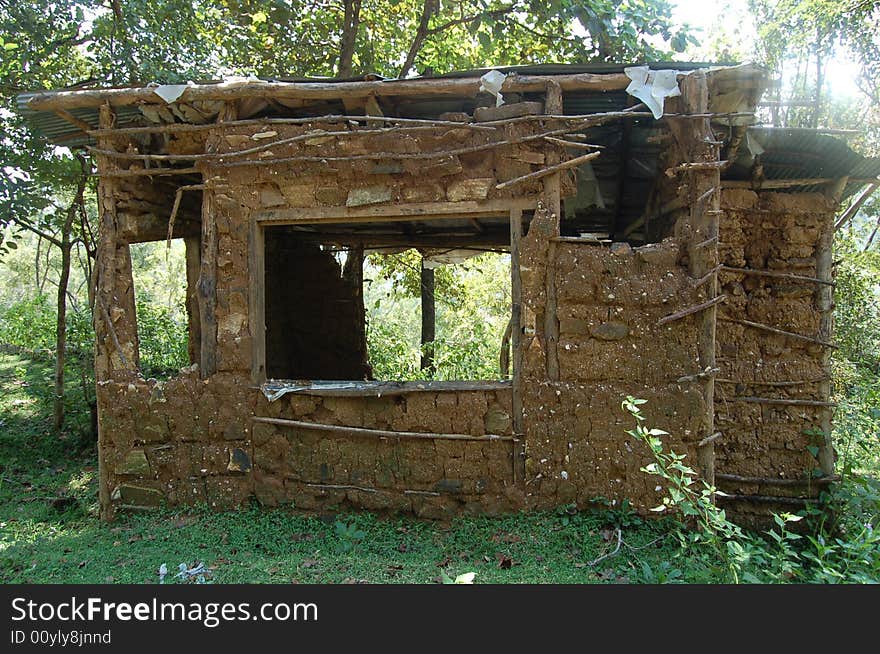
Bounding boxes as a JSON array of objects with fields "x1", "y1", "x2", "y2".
[{"x1": 1, "y1": 351, "x2": 876, "y2": 584}]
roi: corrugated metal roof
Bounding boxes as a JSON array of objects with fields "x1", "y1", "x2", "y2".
[
  {"x1": 729, "y1": 127, "x2": 880, "y2": 198},
  {"x1": 15, "y1": 93, "x2": 142, "y2": 148}
]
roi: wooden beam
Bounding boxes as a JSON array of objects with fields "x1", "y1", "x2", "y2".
[
  {"x1": 196, "y1": 104, "x2": 234, "y2": 377},
  {"x1": 543, "y1": 81, "x2": 562, "y2": 383},
  {"x1": 256, "y1": 198, "x2": 538, "y2": 225},
  {"x1": 679, "y1": 70, "x2": 720, "y2": 489},
  {"x1": 716, "y1": 473, "x2": 838, "y2": 486},
  {"x1": 248, "y1": 219, "x2": 265, "y2": 383},
  {"x1": 510, "y1": 206, "x2": 524, "y2": 483},
  {"x1": 184, "y1": 236, "x2": 202, "y2": 367},
  {"x1": 27, "y1": 72, "x2": 632, "y2": 112}
]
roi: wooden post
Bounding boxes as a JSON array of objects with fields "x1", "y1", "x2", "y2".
[
  {"x1": 816, "y1": 178, "x2": 847, "y2": 476},
  {"x1": 510, "y1": 206, "x2": 525, "y2": 483},
  {"x1": 420, "y1": 256, "x2": 436, "y2": 374},
  {"x1": 94, "y1": 103, "x2": 117, "y2": 521},
  {"x1": 343, "y1": 244, "x2": 368, "y2": 376},
  {"x1": 543, "y1": 81, "x2": 563, "y2": 381},
  {"x1": 679, "y1": 71, "x2": 720, "y2": 488},
  {"x1": 198, "y1": 187, "x2": 218, "y2": 378},
  {"x1": 185, "y1": 236, "x2": 202, "y2": 366},
  {"x1": 198, "y1": 102, "x2": 235, "y2": 378}
]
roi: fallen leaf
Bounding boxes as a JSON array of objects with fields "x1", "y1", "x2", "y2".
[{"x1": 495, "y1": 553, "x2": 514, "y2": 570}]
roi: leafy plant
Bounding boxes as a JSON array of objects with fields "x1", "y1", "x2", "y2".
[{"x1": 335, "y1": 520, "x2": 366, "y2": 554}]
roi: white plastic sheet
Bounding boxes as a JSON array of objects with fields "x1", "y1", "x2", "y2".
[
  {"x1": 624, "y1": 66, "x2": 682, "y2": 119},
  {"x1": 479, "y1": 70, "x2": 507, "y2": 107}
]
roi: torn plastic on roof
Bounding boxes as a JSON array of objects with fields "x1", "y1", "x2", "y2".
[
  {"x1": 479, "y1": 70, "x2": 507, "y2": 107},
  {"x1": 624, "y1": 66, "x2": 681, "y2": 119},
  {"x1": 152, "y1": 81, "x2": 196, "y2": 104}
]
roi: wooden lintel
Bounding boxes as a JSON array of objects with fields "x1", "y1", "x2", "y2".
[{"x1": 256, "y1": 198, "x2": 538, "y2": 225}]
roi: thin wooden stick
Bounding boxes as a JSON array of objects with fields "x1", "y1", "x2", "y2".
[
  {"x1": 716, "y1": 473, "x2": 839, "y2": 486},
  {"x1": 693, "y1": 234, "x2": 718, "y2": 249},
  {"x1": 54, "y1": 109, "x2": 92, "y2": 133},
  {"x1": 835, "y1": 182, "x2": 879, "y2": 231},
  {"x1": 88, "y1": 123, "x2": 488, "y2": 162},
  {"x1": 89, "y1": 114, "x2": 499, "y2": 137},
  {"x1": 98, "y1": 166, "x2": 202, "y2": 179},
  {"x1": 303, "y1": 483, "x2": 443, "y2": 497},
  {"x1": 657, "y1": 295, "x2": 726, "y2": 326},
  {"x1": 214, "y1": 123, "x2": 584, "y2": 168},
  {"x1": 692, "y1": 264, "x2": 722, "y2": 289},
  {"x1": 166, "y1": 184, "x2": 205, "y2": 249},
  {"x1": 716, "y1": 493, "x2": 820, "y2": 505},
  {"x1": 719, "y1": 316, "x2": 837, "y2": 348},
  {"x1": 716, "y1": 377, "x2": 828, "y2": 387},
  {"x1": 720, "y1": 265, "x2": 833, "y2": 286},
  {"x1": 307, "y1": 483, "x2": 377, "y2": 493},
  {"x1": 666, "y1": 160, "x2": 728, "y2": 176},
  {"x1": 542, "y1": 136, "x2": 603, "y2": 150},
  {"x1": 252, "y1": 416, "x2": 514, "y2": 441},
  {"x1": 495, "y1": 150, "x2": 601, "y2": 190},
  {"x1": 730, "y1": 396, "x2": 836, "y2": 407},
  {"x1": 677, "y1": 367, "x2": 720, "y2": 383},
  {"x1": 698, "y1": 432, "x2": 722, "y2": 447},
  {"x1": 96, "y1": 295, "x2": 130, "y2": 368}
]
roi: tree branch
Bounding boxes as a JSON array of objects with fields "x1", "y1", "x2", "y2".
[
  {"x1": 398, "y1": 0, "x2": 438, "y2": 79},
  {"x1": 337, "y1": 0, "x2": 363, "y2": 78}
]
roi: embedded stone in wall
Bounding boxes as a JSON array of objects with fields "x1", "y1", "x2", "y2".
[
  {"x1": 138, "y1": 412, "x2": 170, "y2": 443},
  {"x1": 346, "y1": 185, "x2": 393, "y2": 206},
  {"x1": 591, "y1": 321, "x2": 630, "y2": 341},
  {"x1": 228, "y1": 447, "x2": 252, "y2": 473},
  {"x1": 315, "y1": 186, "x2": 348, "y2": 205},
  {"x1": 447, "y1": 178, "x2": 494, "y2": 201},
  {"x1": 474, "y1": 101, "x2": 543, "y2": 122},
  {"x1": 280, "y1": 183, "x2": 316, "y2": 207},
  {"x1": 117, "y1": 449, "x2": 151, "y2": 476},
  {"x1": 485, "y1": 406, "x2": 511, "y2": 434},
  {"x1": 402, "y1": 184, "x2": 445, "y2": 203},
  {"x1": 259, "y1": 185, "x2": 286, "y2": 207},
  {"x1": 117, "y1": 485, "x2": 164, "y2": 507},
  {"x1": 419, "y1": 155, "x2": 463, "y2": 178}
]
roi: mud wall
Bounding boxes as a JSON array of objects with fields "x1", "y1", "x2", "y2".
[
  {"x1": 98, "y1": 374, "x2": 517, "y2": 517},
  {"x1": 214, "y1": 120, "x2": 569, "y2": 210},
  {"x1": 95, "y1": 123, "x2": 549, "y2": 518},
  {"x1": 714, "y1": 189, "x2": 835, "y2": 515},
  {"x1": 518, "y1": 206, "x2": 710, "y2": 513}
]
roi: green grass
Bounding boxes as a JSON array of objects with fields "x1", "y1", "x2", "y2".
[{"x1": 1, "y1": 351, "x2": 877, "y2": 585}]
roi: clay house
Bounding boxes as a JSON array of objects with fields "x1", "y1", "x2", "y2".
[{"x1": 19, "y1": 63, "x2": 880, "y2": 522}]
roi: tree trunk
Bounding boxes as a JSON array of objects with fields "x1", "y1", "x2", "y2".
[
  {"x1": 337, "y1": 0, "x2": 362, "y2": 78},
  {"x1": 420, "y1": 257, "x2": 435, "y2": 374},
  {"x1": 53, "y1": 158, "x2": 88, "y2": 433}
]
